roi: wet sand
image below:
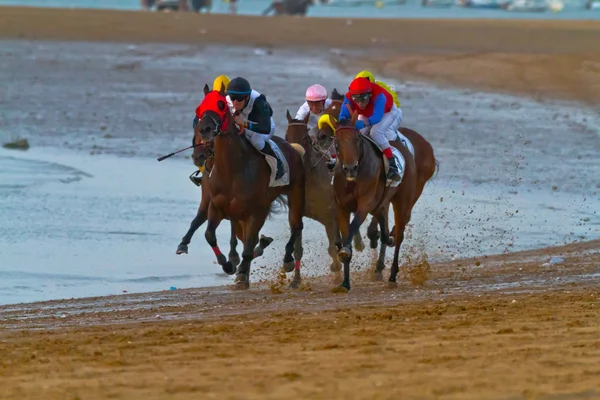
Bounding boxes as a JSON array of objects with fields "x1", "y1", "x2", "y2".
[
  {"x1": 1, "y1": 240, "x2": 599, "y2": 399},
  {"x1": 1, "y1": 7, "x2": 599, "y2": 399},
  {"x1": 1, "y1": 6, "x2": 599, "y2": 103}
]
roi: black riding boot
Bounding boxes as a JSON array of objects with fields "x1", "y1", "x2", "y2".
[
  {"x1": 386, "y1": 156, "x2": 402, "y2": 182},
  {"x1": 261, "y1": 142, "x2": 284, "y2": 180}
]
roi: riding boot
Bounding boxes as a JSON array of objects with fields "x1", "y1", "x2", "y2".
[
  {"x1": 261, "y1": 142, "x2": 284, "y2": 180},
  {"x1": 386, "y1": 155, "x2": 402, "y2": 182}
]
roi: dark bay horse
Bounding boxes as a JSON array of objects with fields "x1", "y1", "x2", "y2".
[
  {"x1": 195, "y1": 85, "x2": 306, "y2": 289},
  {"x1": 284, "y1": 109, "x2": 365, "y2": 283},
  {"x1": 332, "y1": 110, "x2": 419, "y2": 292}
]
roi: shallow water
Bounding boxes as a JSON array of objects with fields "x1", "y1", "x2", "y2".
[
  {"x1": 0, "y1": 40, "x2": 598, "y2": 305},
  {"x1": 0, "y1": 0, "x2": 598, "y2": 19}
]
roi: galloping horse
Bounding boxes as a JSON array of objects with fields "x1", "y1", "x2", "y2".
[
  {"x1": 317, "y1": 89, "x2": 438, "y2": 274},
  {"x1": 194, "y1": 84, "x2": 306, "y2": 289},
  {"x1": 332, "y1": 110, "x2": 419, "y2": 292},
  {"x1": 284, "y1": 109, "x2": 365, "y2": 282}
]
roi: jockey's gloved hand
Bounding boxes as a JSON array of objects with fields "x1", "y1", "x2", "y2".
[{"x1": 355, "y1": 120, "x2": 366, "y2": 130}]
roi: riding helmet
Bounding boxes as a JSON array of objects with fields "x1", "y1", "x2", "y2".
[{"x1": 227, "y1": 77, "x2": 252, "y2": 95}]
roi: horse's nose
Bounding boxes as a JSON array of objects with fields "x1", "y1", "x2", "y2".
[{"x1": 342, "y1": 162, "x2": 359, "y2": 177}]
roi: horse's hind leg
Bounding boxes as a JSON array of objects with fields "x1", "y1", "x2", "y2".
[
  {"x1": 205, "y1": 203, "x2": 235, "y2": 275},
  {"x1": 228, "y1": 220, "x2": 240, "y2": 267},
  {"x1": 177, "y1": 201, "x2": 208, "y2": 255},
  {"x1": 289, "y1": 230, "x2": 303, "y2": 289},
  {"x1": 235, "y1": 212, "x2": 269, "y2": 290},
  {"x1": 389, "y1": 204, "x2": 411, "y2": 288},
  {"x1": 371, "y1": 209, "x2": 393, "y2": 282},
  {"x1": 366, "y1": 216, "x2": 380, "y2": 250}
]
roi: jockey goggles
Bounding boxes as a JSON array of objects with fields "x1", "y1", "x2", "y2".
[
  {"x1": 229, "y1": 93, "x2": 249, "y2": 102},
  {"x1": 351, "y1": 93, "x2": 371, "y2": 103}
]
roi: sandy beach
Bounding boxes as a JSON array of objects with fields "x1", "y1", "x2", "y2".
[{"x1": 0, "y1": 6, "x2": 599, "y2": 399}]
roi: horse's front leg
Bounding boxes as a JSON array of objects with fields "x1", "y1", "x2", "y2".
[
  {"x1": 283, "y1": 183, "x2": 305, "y2": 289},
  {"x1": 204, "y1": 203, "x2": 235, "y2": 275},
  {"x1": 371, "y1": 207, "x2": 393, "y2": 282},
  {"x1": 235, "y1": 211, "x2": 269, "y2": 290},
  {"x1": 333, "y1": 207, "x2": 353, "y2": 293},
  {"x1": 176, "y1": 195, "x2": 209, "y2": 255}
]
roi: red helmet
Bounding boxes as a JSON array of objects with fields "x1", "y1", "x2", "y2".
[{"x1": 348, "y1": 77, "x2": 372, "y2": 95}]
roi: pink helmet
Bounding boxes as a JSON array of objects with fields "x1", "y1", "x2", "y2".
[{"x1": 305, "y1": 84, "x2": 328, "y2": 102}]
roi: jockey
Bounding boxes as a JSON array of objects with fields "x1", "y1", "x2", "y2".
[
  {"x1": 338, "y1": 77, "x2": 403, "y2": 182},
  {"x1": 226, "y1": 76, "x2": 283, "y2": 180},
  {"x1": 294, "y1": 84, "x2": 332, "y2": 141},
  {"x1": 355, "y1": 70, "x2": 401, "y2": 108}
]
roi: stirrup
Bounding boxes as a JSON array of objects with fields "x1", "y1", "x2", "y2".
[
  {"x1": 326, "y1": 159, "x2": 336, "y2": 171},
  {"x1": 189, "y1": 170, "x2": 202, "y2": 187}
]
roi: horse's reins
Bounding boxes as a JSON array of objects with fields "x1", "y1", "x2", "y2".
[{"x1": 288, "y1": 121, "x2": 333, "y2": 170}]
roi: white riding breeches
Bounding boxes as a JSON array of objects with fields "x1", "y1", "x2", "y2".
[
  {"x1": 244, "y1": 118, "x2": 276, "y2": 151},
  {"x1": 359, "y1": 104, "x2": 403, "y2": 150}
]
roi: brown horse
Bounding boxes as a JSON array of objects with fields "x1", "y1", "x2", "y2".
[
  {"x1": 332, "y1": 111, "x2": 419, "y2": 292},
  {"x1": 317, "y1": 89, "x2": 438, "y2": 266},
  {"x1": 318, "y1": 88, "x2": 438, "y2": 202},
  {"x1": 194, "y1": 84, "x2": 306, "y2": 289},
  {"x1": 284, "y1": 109, "x2": 365, "y2": 282}
]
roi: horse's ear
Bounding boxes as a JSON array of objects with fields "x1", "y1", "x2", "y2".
[
  {"x1": 203, "y1": 84, "x2": 210, "y2": 95},
  {"x1": 302, "y1": 111, "x2": 310, "y2": 125},
  {"x1": 286, "y1": 109, "x2": 293, "y2": 124},
  {"x1": 332, "y1": 88, "x2": 343, "y2": 100},
  {"x1": 219, "y1": 84, "x2": 226, "y2": 96}
]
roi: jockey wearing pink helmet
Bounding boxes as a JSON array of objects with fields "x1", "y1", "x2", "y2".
[{"x1": 295, "y1": 84, "x2": 333, "y2": 141}]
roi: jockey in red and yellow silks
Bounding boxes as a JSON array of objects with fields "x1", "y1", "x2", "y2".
[{"x1": 338, "y1": 77, "x2": 403, "y2": 182}]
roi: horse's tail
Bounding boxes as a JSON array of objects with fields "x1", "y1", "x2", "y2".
[
  {"x1": 432, "y1": 157, "x2": 440, "y2": 180},
  {"x1": 268, "y1": 195, "x2": 289, "y2": 219}
]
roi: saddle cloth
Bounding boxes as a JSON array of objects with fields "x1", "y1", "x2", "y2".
[
  {"x1": 263, "y1": 139, "x2": 290, "y2": 187},
  {"x1": 362, "y1": 135, "x2": 405, "y2": 188},
  {"x1": 396, "y1": 131, "x2": 415, "y2": 160},
  {"x1": 207, "y1": 139, "x2": 290, "y2": 187}
]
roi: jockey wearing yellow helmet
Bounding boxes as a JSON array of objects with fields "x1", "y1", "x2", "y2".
[
  {"x1": 212, "y1": 75, "x2": 230, "y2": 92},
  {"x1": 355, "y1": 70, "x2": 401, "y2": 108}
]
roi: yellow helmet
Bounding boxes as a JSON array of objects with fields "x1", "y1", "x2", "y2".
[
  {"x1": 355, "y1": 70, "x2": 375, "y2": 83},
  {"x1": 212, "y1": 75, "x2": 231, "y2": 92}
]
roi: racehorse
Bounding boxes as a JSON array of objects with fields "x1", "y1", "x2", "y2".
[
  {"x1": 284, "y1": 109, "x2": 365, "y2": 283},
  {"x1": 317, "y1": 89, "x2": 438, "y2": 277},
  {"x1": 332, "y1": 110, "x2": 419, "y2": 292},
  {"x1": 194, "y1": 84, "x2": 306, "y2": 289}
]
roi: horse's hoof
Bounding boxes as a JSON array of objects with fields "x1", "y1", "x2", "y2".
[
  {"x1": 288, "y1": 279, "x2": 301, "y2": 290},
  {"x1": 222, "y1": 261, "x2": 236, "y2": 275},
  {"x1": 176, "y1": 244, "x2": 188, "y2": 255},
  {"x1": 387, "y1": 281, "x2": 398, "y2": 289},
  {"x1": 260, "y1": 235, "x2": 274, "y2": 249},
  {"x1": 370, "y1": 271, "x2": 384, "y2": 282},
  {"x1": 354, "y1": 236, "x2": 366, "y2": 252},
  {"x1": 228, "y1": 253, "x2": 241, "y2": 267},
  {"x1": 234, "y1": 274, "x2": 250, "y2": 290},
  {"x1": 331, "y1": 284, "x2": 349, "y2": 294},
  {"x1": 282, "y1": 261, "x2": 295, "y2": 273},
  {"x1": 337, "y1": 247, "x2": 352, "y2": 262}
]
